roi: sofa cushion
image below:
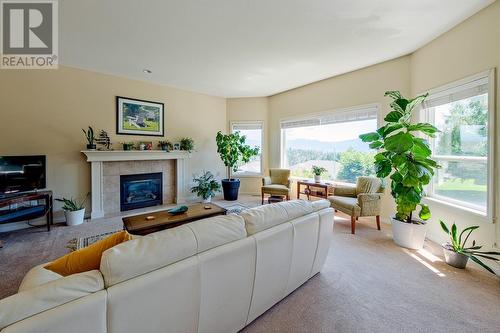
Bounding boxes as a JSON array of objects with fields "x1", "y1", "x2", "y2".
[
  {"x1": 240, "y1": 203, "x2": 288, "y2": 235},
  {"x1": 279, "y1": 200, "x2": 314, "y2": 220},
  {"x1": 328, "y1": 196, "x2": 361, "y2": 216},
  {"x1": 18, "y1": 263, "x2": 62, "y2": 292},
  {"x1": 100, "y1": 225, "x2": 197, "y2": 287},
  {"x1": 44, "y1": 230, "x2": 132, "y2": 276},
  {"x1": 0, "y1": 270, "x2": 104, "y2": 330},
  {"x1": 261, "y1": 184, "x2": 290, "y2": 195},
  {"x1": 186, "y1": 214, "x2": 247, "y2": 253},
  {"x1": 311, "y1": 199, "x2": 331, "y2": 212}
]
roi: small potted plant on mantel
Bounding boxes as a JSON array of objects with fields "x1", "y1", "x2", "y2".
[
  {"x1": 440, "y1": 220, "x2": 500, "y2": 274},
  {"x1": 360, "y1": 91, "x2": 440, "y2": 250},
  {"x1": 56, "y1": 195, "x2": 88, "y2": 226},
  {"x1": 190, "y1": 171, "x2": 221, "y2": 203},
  {"x1": 180, "y1": 137, "x2": 195, "y2": 152},
  {"x1": 158, "y1": 140, "x2": 172, "y2": 151},
  {"x1": 216, "y1": 131, "x2": 259, "y2": 201},
  {"x1": 312, "y1": 165, "x2": 327, "y2": 183},
  {"x1": 82, "y1": 126, "x2": 96, "y2": 150}
]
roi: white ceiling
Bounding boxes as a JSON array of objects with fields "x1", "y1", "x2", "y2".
[{"x1": 60, "y1": 0, "x2": 494, "y2": 97}]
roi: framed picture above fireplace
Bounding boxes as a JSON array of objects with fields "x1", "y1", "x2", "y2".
[{"x1": 116, "y1": 96, "x2": 164, "y2": 136}]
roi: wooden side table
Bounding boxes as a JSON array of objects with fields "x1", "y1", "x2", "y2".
[{"x1": 296, "y1": 180, "x2": 333, "y2": 200}]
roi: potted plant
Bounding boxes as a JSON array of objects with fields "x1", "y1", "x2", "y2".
[
  {"x1": 56, "y1": 195, "x2": 88, "y2": 226},
  {"x1": 190, "y1": 171, "x2": 221, "y2": 203},
  {"x1": 360, "y1": 91, "x2": 440, "y2": 249},
  {"x1": 180, "y1": 137, "x2": 194, "y2": 152},
  {"x1": 439, "y1": 221, "x2": 500, "y2": 273},
  {"x1": 158, "y1": 140, "x2": 172, "y2": 151},
  {"x1": 312, "y1": 165, "x2": 327, "y2": 183},
  {"x1": 82, "y1": 126, "x2": 96, "y2": 150},
  {"x1": 122, "y1": 142, "x2": 134, "y2": 151},
  {"x1": 216, "y1": 131, "x2": 259, "y2": 201}
]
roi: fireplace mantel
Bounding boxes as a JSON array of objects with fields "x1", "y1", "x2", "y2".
[
  {"x1": 81, "y1": 150, "x2": 190, "y2": 162},
  {"x1": 81, "y1": 150, "x2": 190, "y2": 219}
]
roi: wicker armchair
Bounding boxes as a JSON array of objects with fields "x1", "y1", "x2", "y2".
[
  {"x1": 328, "y1": 176, "x2": 383, "y2": 234},
  {"x1": 261, "y1": 169, "x2": 291, "y2": 204}
]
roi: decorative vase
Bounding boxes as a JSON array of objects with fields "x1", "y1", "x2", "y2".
[
  {"x1": 314, "y1": 175, "x2": 321, "y2": 183},
  {"x1": 203, "y1": 196, "x2": 212, "y2": 204},
  {"x1": 64, "y1": 208, "x2": 85, "y2": 226},
  {"x1": 221, "y1": 179, "x2": 240, "y2": 201},
  {"x1": 86, "y1": 144, "x2": 97, "y2": 150},
  {"x1": 391, "y1": 217, "x2": 427, "y2": 250},
  {"x1": 443, "y1": 245, "x2": 469, "y2": 269}
]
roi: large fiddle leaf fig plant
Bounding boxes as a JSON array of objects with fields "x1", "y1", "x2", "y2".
[
  {"x1": 216, "y1": 131, "x2": 259, "y2": 179},
  {"x1": 359, "y1": 91, "x2": 440, "y2": 224}
]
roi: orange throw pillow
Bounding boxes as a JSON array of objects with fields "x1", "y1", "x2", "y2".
[{"x1": 44, "y1": 230, "x2": 132, "y2": 276}]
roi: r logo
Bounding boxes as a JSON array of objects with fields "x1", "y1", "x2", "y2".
[{"x1": 2, "y1": 1, "x2": 54, "y2": 54}]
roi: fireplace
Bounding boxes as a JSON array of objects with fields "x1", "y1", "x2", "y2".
[{"x1": 120, "y1": 172, "x2": 163, "y2": 211}]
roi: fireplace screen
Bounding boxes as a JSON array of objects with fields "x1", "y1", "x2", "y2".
[{"x1": 120, "y1": 172, "x2": 163, "y2": 211}]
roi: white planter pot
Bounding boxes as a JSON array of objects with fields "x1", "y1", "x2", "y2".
[
  {"x1": 64, "y1": 208, "x2": 85, "y2": 226},
  {"x1": 314, "y1": 175, "x2": 321, "y2": 183},
  {"x1": 203, "y1": 196, "x2": 212, "y2": 203},
  {"x1": 391, "y1": 217, "x2": 427, "y2": 250}
]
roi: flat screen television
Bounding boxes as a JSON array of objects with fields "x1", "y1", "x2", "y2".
[{"x1": 0, "y1": 155, "x2": 46, "y2": 195}]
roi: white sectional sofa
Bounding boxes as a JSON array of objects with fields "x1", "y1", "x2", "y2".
[{"x1": 0, "y1": 199, "x2": 334, "y2": 333}]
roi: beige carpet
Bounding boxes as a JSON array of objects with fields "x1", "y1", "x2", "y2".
[{"x1": 1, "y1": 197, "x2": 499, "y2": 332}]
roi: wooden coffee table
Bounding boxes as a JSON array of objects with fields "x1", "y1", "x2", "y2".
[{"x1": 122, "y1": 203, "x2": 227, "y2": 235}]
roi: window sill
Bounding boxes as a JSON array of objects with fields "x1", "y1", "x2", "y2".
[
  {"x1": 422, "y1": 196, "x2": 492, "y2": 222},
  {"x1": 231, "y1": 173, "x2": 263, "y2": 178}
]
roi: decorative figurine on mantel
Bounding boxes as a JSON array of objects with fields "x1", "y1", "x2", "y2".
[{"x1": 96, "y1": 130, "x2": 112, "y2": 150}]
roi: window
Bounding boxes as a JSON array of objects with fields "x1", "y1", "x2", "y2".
[
  {"x1": 422, "y1": 71, "x2": 494, "y2": 216},
  {"x1": 280, "y1": 105, "x2": 378, "y2": 183},
  {"x1": 231, "y1": 121, "x2": 263, "y2": 176}
]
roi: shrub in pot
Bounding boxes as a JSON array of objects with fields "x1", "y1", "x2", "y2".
[
  {"x1": 312, "y1": 165, "x2": 327, "y2": 183},
  {"x1": 179, "y1": 137, "x2": 194, "y2": 152},
  {"x1": 360, "y1": 91, "x2": 440, "y2": 250},
  {"x1": 440, "y1": 220, "x2": 500, "y2": 274},
  {"x1": 190, "y1": 171, "x2": 221, "y2": 203},
  {"x1": 56, "y1": 196, "x2": 87, "y2": 226},
  {"x1": 216, "y1": 131, "x2": 259, "y2": 201}
]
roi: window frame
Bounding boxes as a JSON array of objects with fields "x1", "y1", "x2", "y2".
[
  {"x1": 230, "y1": 120, "x2": 264, "y2": 177},
  {"x1": 421, "y1": 69, "x2": 496, "y2": 220},
  {"x1": 279, "y1": 103, "x2": 380, "y2": 182}
]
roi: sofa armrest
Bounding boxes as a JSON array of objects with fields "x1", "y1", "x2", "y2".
[
  {"x1": 262, "y1": 176, "x2": 272, "y2": 186},
  {"x1": 0, "y1": 270, "x2": 104, "y2": 330},
  {"x1": 357, "y1": 193, "x2": 382, "y2": 216},
  {"x1": 333, "y1": 184, "x2": 357, "y2": 197}
]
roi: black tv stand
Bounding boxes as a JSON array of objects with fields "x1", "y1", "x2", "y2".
[{"x1": 0, "y1": 190, "x2": 53, "y2": 232}]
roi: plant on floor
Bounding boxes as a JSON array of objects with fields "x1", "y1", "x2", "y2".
[
  {"x1": 359, "y1": 91, "x2": 440, "y2": 224},
  {"x1": 440, "y1": 220, "x2": 500, "y2": 274},
  {"x1": 179, "y1": 137, "x2": 194, "y2": 152},
  {"x1": 216, "y1": 131, "x2": 259, "y2": 200},
  {"x1": 82, "y1": 126, "x2": 96, "y2": 149},
  {"x1": 56, "y1": 196, "x2": 86, "y2": 211},
  {"x1": 216, "y1": 131, "x2": 259, "y2": 177},
  {"x1": 190, "y1": 171, "x2": 221, "y2": 202},
  {"x1": 359, "y1": 91, "x2": 441, "y2": 249},
  {"x1": 56, "y1": 194, "x2": 89, "y2": 226}
]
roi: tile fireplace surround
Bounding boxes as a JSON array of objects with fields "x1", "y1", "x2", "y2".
[{"x1": 82, "y1": 151, "x2": 190, "y2": 218}]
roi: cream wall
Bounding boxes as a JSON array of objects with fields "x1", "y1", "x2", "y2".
[
  {"x1": 226, "y1": 97, "x2": 269, "y2": 194},
  {"x1": 267, "y1": 56, "x2": 411, "y2": 217},
  {"x1": 410, "y1": 1, "x2": 500, "y2": 250},
  {"x1": 0, "y1": 66, "x2": 227, "y2": 225}
]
